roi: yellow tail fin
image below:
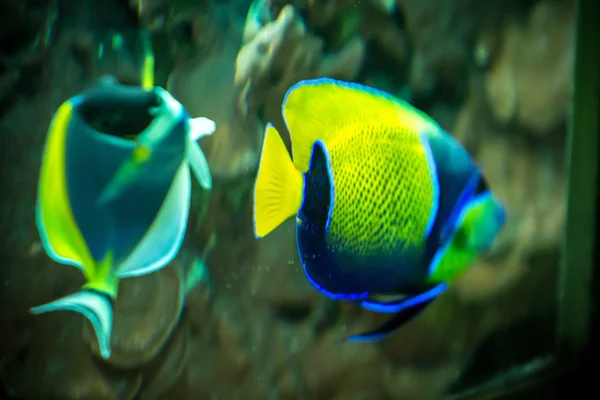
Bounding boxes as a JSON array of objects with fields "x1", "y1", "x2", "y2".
[{"x1": 253, "y1": 124, "x2": 303, "y2": 238}]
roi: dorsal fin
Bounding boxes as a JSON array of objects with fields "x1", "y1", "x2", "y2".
[{"x1": 282, "y1": 78, "x2": 440, "y2": 172}]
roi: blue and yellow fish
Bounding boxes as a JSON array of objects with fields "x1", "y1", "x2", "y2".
[
  {"x1": 253, "y1": 78, "x2": 506, "y2": 341},
  {"x1": 32, "y1": 76, "x2": 215, "y2": 359}
]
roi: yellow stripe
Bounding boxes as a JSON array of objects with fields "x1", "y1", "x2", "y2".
[
  {"x1": 39, "y1": 102, "x2": 95, "y2": 273},
  {"x1": 83, "y1": 249, "x2": 119, "y2": 297},
  {"x1": 142, "y1": 51, "x2": 154, "y2": 90},
  {"x1": 141, "y1": 30, "x2": 154, "y2": 90}
]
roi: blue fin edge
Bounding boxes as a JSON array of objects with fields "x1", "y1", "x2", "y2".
[
  {"x1": 343, "y1": 284, "x2": 446, "y2": 342},
  {"x1": 439, "y1": 170, "x2": 481, "y2": 245},
  {"x1": 296, "y1": 234, "x2": 370, "y2": 302},
  {"x1": 360, "y1": 283, "x2": 447, "y2": 314},
  {"x1": 312, "y1": 140, "x2": 335, "y2": 233},
  {"x1": 298, "y1": 252, "x2": 370, "y2": 302},
  {"x1": 419, "y1": 133, "x2": 440, "y2": 239}
]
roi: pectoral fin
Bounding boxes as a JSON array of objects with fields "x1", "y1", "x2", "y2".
[
  {"x1": 186, "y1": 117, "x2": 215, "y2": 190},
  {"x1": 186, "y1": 138, "x2": 212, "y2": 190},
  {"x1": 187, "y1": 117, "x2": 216, "y2": 141}
]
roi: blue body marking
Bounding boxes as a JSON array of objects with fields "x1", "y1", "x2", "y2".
[
  {"x1": 439, "y1": 170, "x2": 480, "y2": 245},
  {"x1": 313, "y1": 140, "x2": 335, "y2": 233},
  {"x1": 419, "y1": 132, "x2": 440, "y2": 239}
]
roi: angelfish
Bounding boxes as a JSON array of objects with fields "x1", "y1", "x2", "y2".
[
  {"x1": 252, "y1": 78, "x2": 507, "y2": 341},
  {"x1": 32, "y1": 76, "x2": 215, "y2": 359}
]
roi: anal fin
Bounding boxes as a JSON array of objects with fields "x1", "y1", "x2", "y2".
[
  {"x1": 342, "y1": 283, "x2": 447, "y2": 342},
  {"x1": 360, "y1": 283, "x2": 447, "y2": 313}
]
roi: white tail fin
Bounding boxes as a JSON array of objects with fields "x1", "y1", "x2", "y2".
[{"x1": 30, "y1": 289, "x2": 114, "y2": 359}]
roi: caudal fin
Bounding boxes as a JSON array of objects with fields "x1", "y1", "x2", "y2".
[
  {"x1": 30, "y1": 289, "x2": 114, "y2": 359},
  {"x1": 253, "y1": 124, "x2": 304, "y2": 238}
]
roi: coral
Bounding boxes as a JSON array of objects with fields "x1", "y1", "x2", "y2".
[
  {"x1": 129, "y1": 0, "x2": 167, "y2": 31},
  {"x1": 234, "y1": 0, "x2": 415, "y2": 125},
  {"x1": 168, "y1": 21, "x2": 264, "y2": 181},
  {"x1": 369, "y1": 0, "x2": 397, "y2": 15},
  {"x1": 483, "y1": 0, "x2": 575, "y2": 134},
  {"x1": 397, "y1": 0, "x2": 518, "y2": 99},
  {"x1": 0, "y1": 315, "x2": 142, "y2": 400},
  {"x1": 0, "y1": 0, "x2": 57, "y2": 110},
  {"x1": 163, "y1": 0, "x2": 221, "y2": 62},
  {"x1": 84, "y1": 265, "x2": 185, "y2": 368},
  {"x1": 135, "y1": 318, "x2": 192, "y2": 399},
  {"x1": 235, "y1": 2, "x2": 365, "y2": 122}
]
